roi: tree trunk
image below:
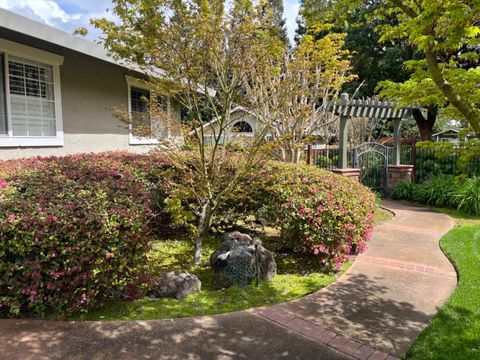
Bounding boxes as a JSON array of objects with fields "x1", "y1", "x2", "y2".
[
  {"x1": 425, "y1": 46, "x2": 480, "y2": 138},
  {"x1": 280, "y1": 143, "x2": 302, "y2": 164},
  {"x1": 193, "y1": 201, "x2": 213, "y2": 265},
  {"x1": 412, "y1": 106, "x2": 438, "y2": 141}
]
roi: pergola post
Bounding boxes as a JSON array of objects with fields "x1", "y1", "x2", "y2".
[
  {"x1": 339, "y1": 115, "x2": 349, "y2": 169},
  {"x1": 392, "y1": 118, "x2": 402, "y2": 166}
]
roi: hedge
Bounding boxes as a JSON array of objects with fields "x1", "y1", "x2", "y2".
[
  {"x1": 0, "y1": 152, "x2": 376, "y2": 316},
  {"x1": 0, "y1": 153, "x2": 158, "y2": 316}
]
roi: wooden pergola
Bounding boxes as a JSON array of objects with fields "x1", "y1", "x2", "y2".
[{"x1": 329, "y1": 93, "x2": 414, "y2": 169}]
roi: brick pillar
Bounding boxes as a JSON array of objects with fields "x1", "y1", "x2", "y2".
[
  {"x1": 332, "y1": 168, "x2": 361, "y2": 182},
  {"x1": 387, "y1": 165, "x2": 414, "y2": 196}
]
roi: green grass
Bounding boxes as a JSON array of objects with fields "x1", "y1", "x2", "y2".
[
  {"x1": 374, "y1": 207, "x2": 394, "y2": 225},
  {"x1": 73, "y1": 235, "x2": 351, "y2": 321},
  {"x1": 405, "y1": 209, "x2": 480, "y2": 360}
]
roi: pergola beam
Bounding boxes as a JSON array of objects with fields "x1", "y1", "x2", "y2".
[{"x1": 330, "y1": 94, "x2": 416, "y2": 169}]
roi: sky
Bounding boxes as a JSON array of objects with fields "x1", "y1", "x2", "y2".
[{"x1": 0, "y1": 0, "x2": 302, "y2": 43}]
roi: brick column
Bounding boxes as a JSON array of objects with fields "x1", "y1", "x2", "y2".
[
  {"x1": 387, "y1": 165, "x2": 414, "y2": 195},
  {"x1": 332, "y1": 168, "x2": 361, "y2": 182}
]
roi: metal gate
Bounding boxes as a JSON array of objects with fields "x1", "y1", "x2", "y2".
[{"x1": 354, "y1": 142, "x2": 389, "y2": 196}]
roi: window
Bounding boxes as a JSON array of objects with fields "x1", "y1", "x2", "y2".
[
  {"x1": 232, "y1": 120, "x2": 253, "y2": 134},
  {"x1": 127, "y1": 77, "x2": 170, "y2": 145},
  {"x1": 0, "y1": 39, "x2": 64, "y2": 147},
  {"x1": 8, "y1": 57, "x2": 56, "y2": 136}
]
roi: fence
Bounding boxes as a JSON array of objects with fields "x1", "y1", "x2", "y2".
[{"x1": 307, "y1": 145, "x2": 480, "y2": 184}]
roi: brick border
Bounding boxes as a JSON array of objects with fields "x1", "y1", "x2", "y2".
[
  {"x1": 356, "y1": 255, "x2": 457, "y2": 278},
  {"x1": 251, "y1": 307, "x2": 400, "y2": 360}
]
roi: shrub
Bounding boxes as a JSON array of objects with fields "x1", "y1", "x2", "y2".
[
  {"x1": 257, "y1": 162, "x2": 376, "y2": 271},
  {"x1": 0, "y1": 152, "x2": 377, "y2": 315},
  {"x1": 391, "y1": 182, "x2": 417, "y2": 202},
  {"x1": 414, "y1": 175, "x2": 459, "y2": 208},
  {"x1": 456, "y1": 177, "x2": 480, "y2": 216},
  {"x1": 0, "y1": 153, "x2": 154, "y2": 316},
  {"x1": 392, "y1": 174, "x2": 480, "y2": 216}
]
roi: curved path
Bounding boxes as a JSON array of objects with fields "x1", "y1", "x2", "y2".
[{"x1": 0, "y1": 201, "x2": 457, "y2": 360}]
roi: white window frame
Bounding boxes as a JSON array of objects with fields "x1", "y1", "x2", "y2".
[
  {"x1": 0, "y1": 38, "x2": 64, "y2": 147},
  {"x1": 126, "y1": 75, "x2": 171, "y2": 145}
]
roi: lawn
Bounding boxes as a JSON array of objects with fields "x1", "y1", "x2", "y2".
[
  {"x1": 73, "y1": 235, "x2": 350, "y2": 320},
  {"x1": 406, "y1": 208, "x2": 480, "y2": 360},
  {"x1": 73, "y1": 206, "x2": 391, "y2": 321}
]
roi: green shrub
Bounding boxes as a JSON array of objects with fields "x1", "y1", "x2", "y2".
[
  {"x1": 0, "y1": 153, "x2": 155, "y2": 316},
  {"x1": 414, "y1": 175, "x2": 459, "y2": 208},
  {"x1": 391, "y1": 182, "x2": 417, "y2": 201},
  {"x1": 456, "y1": 177, "x2": 480, "y2": 216}
]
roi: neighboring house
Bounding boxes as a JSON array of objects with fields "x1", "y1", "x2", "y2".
[
  {"x1": 199, "y1": 106, "x2": 331, "y2": 146},
  {"x1": 197, "y1": 106, "x2": 260, "y2": 144},
  {"x1": 432, "y1": 128, "x2": 473, "y2": 143},
  {"x1": 0, "y1": 8, "x2": 182, "y2": 160}
]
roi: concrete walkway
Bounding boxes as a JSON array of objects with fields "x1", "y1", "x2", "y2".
[{"x1": 0, "y1": 201, "x2": 457, "y2": 360}]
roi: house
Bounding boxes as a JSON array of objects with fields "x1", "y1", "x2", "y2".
[
  {"x1": 196, "y1": 106, "x2": 260, "y2": 144},
  {"x1": 432, "y1": 128, "x2": 472, "y2": 144},
  {"x1": 0, "y1": 8, "x2": 182, "y2": 160}
]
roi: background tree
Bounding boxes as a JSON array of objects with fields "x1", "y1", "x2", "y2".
[
  {"x1": 243, "y1": 31, "x2": 355, "y2": 163},
  {"x1": 265, "y1": 0, "x2": 289, "y2": 44},
  {"x1": 93, "y1": 0, "x2": 283, "y2": 264},
  {"x1": 297, "y1": 0, "x2": 443, "y2": 141},
  {"x1": 318, "y1": 0, "x2": 480, "y2": 139}
]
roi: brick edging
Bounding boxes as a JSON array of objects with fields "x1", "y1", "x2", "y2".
[
  {"x1": 357, "y1": 255, "x2": 457, "y2": 278},
  {"x1": 250, "y1": 307, "x2": 400, "y2": 360}
]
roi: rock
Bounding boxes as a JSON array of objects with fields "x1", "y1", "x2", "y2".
[
  {"x1": 210, "y1": 231, "x2": 277, "y2": 288},
  {"x1": 148, "y1": 270, "x2": 201, "y2": 299}
]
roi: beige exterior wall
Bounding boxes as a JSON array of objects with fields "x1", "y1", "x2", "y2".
[{"x1": 0, "y1": 48, "x2": 180, "y2": 160}]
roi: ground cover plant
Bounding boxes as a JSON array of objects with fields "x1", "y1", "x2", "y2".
[
  {"x1": 0, "y1": 152, "x2": 377, "y2": 318},
  {"x1": 406, "y1": 209, "x2": 480, "y2": 360}
]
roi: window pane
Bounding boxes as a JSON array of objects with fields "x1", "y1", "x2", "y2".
[
  {"x1": 9, "y1": 57, "x2": 56, "y2": 137},
  {"x1": 9, "y1": 76, "x2": 25, "y2": 96},
  {"x1": 8, "y1": 61, "x2": 23, "y2": 78},
  {"x1": 131, "y1": 87, "x2": 150, "y2": 113},
  {"x1": 39, "y1": 67, "x2": 53, "y2": 83},
  {"x1": 25, "y1": 79, "x2": 40, "y2": 97},
  {"x1": 0, "y1": 54, "x2": 7, "y2": 134}
]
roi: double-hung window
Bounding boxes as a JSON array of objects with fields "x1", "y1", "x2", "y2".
[
  {"x1": 126, "y1": 76, "x2": 170, "y2": 145},
  {"x1": 0, "y1": 39, "x2": 64, "y2": 147}
]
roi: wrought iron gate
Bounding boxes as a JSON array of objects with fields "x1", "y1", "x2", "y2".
[{"x1": 354, "y1": 142, "x2": 389, "y2": 196}]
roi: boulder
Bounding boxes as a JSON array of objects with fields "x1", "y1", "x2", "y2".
[
  {"x1": 210, "y1": 231, "x2": 276, "y2": 288},
  {"x1": 149, "y1": 270, "x2": 201, "y2": 299}
]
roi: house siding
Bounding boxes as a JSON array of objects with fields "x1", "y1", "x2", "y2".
[{"x1": 0, "y1": 36, "x2": 179, "y2": 160}]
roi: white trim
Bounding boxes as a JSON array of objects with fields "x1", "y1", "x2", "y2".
[
  {"x1": 0, "y1": 45, "x2": 64, "y2": 148},
  {"x1": 0, "y1": 38, "x2": 64, "y2": 66},
  {"x1": 125, "y1": 75, "x2": 171, "y2": 145}
]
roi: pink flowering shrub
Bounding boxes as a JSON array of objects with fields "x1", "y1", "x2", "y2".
[
  {"x1": 0, "y1": 153, "x2": 157, "y2": 316},
  {"x1": 256, "y1": 162, "x2": 376, "y2": 271},
  {"x1": 0, "y1": 151, "x2": 376, "y2": 316}
]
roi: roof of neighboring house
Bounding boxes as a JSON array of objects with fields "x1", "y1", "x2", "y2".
[
  {"x1": 189, "y1": 106, "x2": 256, "y2": 135},
  {"x1": 432, "y1": 128, "x2": 461, "y2": 137}
]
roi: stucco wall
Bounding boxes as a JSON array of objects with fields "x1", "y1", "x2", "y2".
[{"x1": 0, "y1": 43, "x2": 178, "y2": 160}]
